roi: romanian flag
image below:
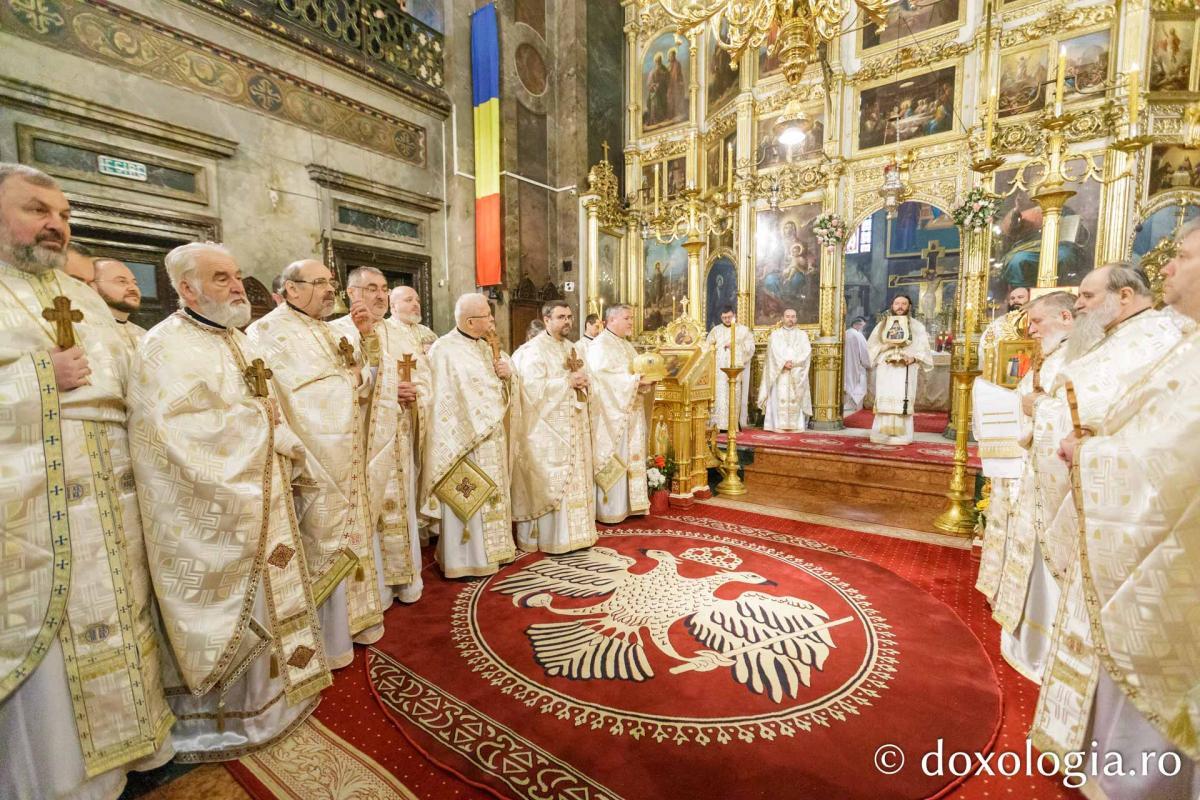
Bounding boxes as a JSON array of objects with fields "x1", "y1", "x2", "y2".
[{"x1": 471, "y1": 4, "x2": 501, "y2": 287}]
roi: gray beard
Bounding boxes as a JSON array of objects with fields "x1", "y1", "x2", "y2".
[
  {"x1": 393, "y1": 311, "x2": 420, "y2": 325},
  {"x1": 1065, "y1": 295, "x2": 1119, "y2": 362},
  {"x1": 196, "y1": 293, "x2": 251, "y2": 328},
  {"x1": 1039, "y1": 328, "x2": 1068, "y2": 355},
  {"x1": 0, "y1": 242, "x2": 66, "y2": 274}
]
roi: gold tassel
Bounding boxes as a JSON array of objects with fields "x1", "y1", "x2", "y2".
[
  {"x1": 461, "y1": 529, "x2": 470, "y2": 545},
  {"x1": 270, "y1": 654, "x2": 279, "y2": 679},
  {"x1": 217, "y1": 699, "x2": 226, "y2": 733},
  {"x1": 355, "y1": 562, "x2": 365, "y2": 581}
]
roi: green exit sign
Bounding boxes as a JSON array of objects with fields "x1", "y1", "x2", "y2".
[{"x1": 97, "y1": 155, "x2": 148, "y2": 182}]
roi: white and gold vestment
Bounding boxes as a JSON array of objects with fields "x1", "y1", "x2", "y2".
[
  {"x1": 420, "y1": 329, "x2": 515, "y2": 578},
  {"x1": 0, "y1": 264, "x2": 173, "y2": 800},
  {"x1": 586, "y1": 329, "x2": 650, "y2": 523},
  {"x1": 509, "y1": 332, "x2": 598, "y2": 554},
  {"x1": 129, "y1": 310, "x2": 333, "y2": 760},
  {"x1": 706, "y1": 323, "x2": 755, "y2": 430},
  {"x1": 757, "y1": 326, "x2": 813, "y2": 432},
  {"x1": 866, "y1": 315, "x2": 933, "y2": 444},
  {"x1": 246, "y1": 304, "x2": 389, "y2": 668}
]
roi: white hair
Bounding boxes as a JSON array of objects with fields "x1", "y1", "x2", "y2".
[
  {"x1": 0, "y1": 162, "x2": 58, "y2": 191},
  {"x1": 280, "y1": 260, "x2": 309, "y2": 284},
  {"x1": 164, "y1": 242, "x2": 233, "y2": 307},
  {"x1": 454, "y1": 292, "x2": 488, "y2": 327},
  {"x1": 346, "y1": 265, "x2": 385, "y2": 289}
]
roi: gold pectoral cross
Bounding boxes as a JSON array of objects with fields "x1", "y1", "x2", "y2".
[
  {"x1": 337, "y1": 336, "x2": 357, "y2": 369},
  {"x1": 243, "y1": 358, "x2": 273, "y2": 398},
  {"x1": 41, "y1": 295, "x2": 83, "y2": 349},
  {"x1": 564, "y1": 347, "x2": 587, "y2": 403}
]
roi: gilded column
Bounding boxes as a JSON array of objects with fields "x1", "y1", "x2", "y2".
[
  {"x1": 1032, "y1": 119, "x2": 1075, "y2": 287},
  {"x1": 810, "y1": 158, "x2": 846, "y2": 431},
  {"x1": 584, "y1": 196, "x2": 601, "y2": 315}
]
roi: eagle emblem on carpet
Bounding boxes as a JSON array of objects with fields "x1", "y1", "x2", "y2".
[{"x1": 492, "y1": 545, "x2": 851, "y2": 703}]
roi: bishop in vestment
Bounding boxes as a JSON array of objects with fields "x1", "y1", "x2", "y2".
[
  {"x1": 706, "y1": 307, "x2": 755, "y2": 429},
  {"x1": 0, "y1": 165, "x2": 174, "y2": 800},
  {"x1": 332, "y1": 269, "x2": 423, "y2": 604},
  {"x1": 842, "y1": 317, "x2": 870, "y2": 412},
  {"x1": 587, "y1": 304, "x2": 656, "y2": 523},
  {"x1": 510, "y1": 301, "x2": 598, "y2": 554},
  {"x1": 246, "y1": 259, "x2": 389, "y2": 668},
  {"x1": 757, "y1": 309, "x2": 813, "y2": 432},
  {"x1": 1029, "y1": 265, "x2": 1183, "y2": 791},
  {"x1": 129, "y1": 243, "x2": 332, "y2": 760},
  {"x1": 420, "y1": 293, "x2": 516, "y2": 578},
  {"x1": 866, "y1": 295, "x2": 933, "y2": 444}
]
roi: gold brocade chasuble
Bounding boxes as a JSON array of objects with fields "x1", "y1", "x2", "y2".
[
  {"x1": 246, "y1": 304, "x2": 384, "y2": 637},
  {"x1": 128, "y1": 312, "x2": 332, "y2": 709},
  {"x1": 0, "y1": 264, "x2": 173, "y2": 777},
  {"x1": 419, "y1": 330, "x2": 514, "y2": 565},
  {"x1": 509, "y1": 333, "x2": 597, "y2": 548},
  {"x1": 586, "y1": 329, "x2": 649, "y2": 516}
]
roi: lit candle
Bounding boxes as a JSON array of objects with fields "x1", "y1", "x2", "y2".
[
  {"x1": 718, "y1": 141, "x2": 725, "y2": 188},
  {"x1": 730, "y1": 317, "x2": 737, "y2": 368},
  {"x1": 726, "y1": 141, "x2": 734, "y2": 193},
  {"x1": 1054, "y1": 45, "x2": 1067, "y2": 116},
  {"x1": 985, "y1": 89, "x2": 996, "y2": 153},
  {"x1": 1128, "y1": 62, "x2": 1140, "y2": 129},
  {"x1": 654, "y1": 163, "x2": 661, "y2": 215}
]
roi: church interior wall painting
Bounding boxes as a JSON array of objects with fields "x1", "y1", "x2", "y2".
[
  {"x1": 596, "y1": 230, "x2": 622, "y2": 313},
  {"x1": 757, "y1": 23, "x2": 781, "y2": 79},
  {"x1": 1149, "y1": 18, "x2": 1197, "y2": 93},
  {"x1": 997, "y1": 45, "x2": 1049, "y2": 120},
  {"x1": 1060, "y1": 28, "x2": 1112, "y2": 103},
  {"x1": 1132, "y1": 203, "x2": 1200, "y2": 258},
  {"x1": 860, "y1": 0, "x2": 962, "y2": 52},
  {"x1": 642, "y1": 237, "x2": 689, "y2": 332},
  {"x1": 642, "y1": 32, "x2": 690, "y2": 133},
  {"x1": 706, "y1": 131, "x2": 737, "y2": 193},
  {"x1": 704, "y1": 255, "x2": 737, "y2": 331},
  {"x1": 856, "y1": 65, "x2": 958, "y2": 152},
  {"x1": 642, "y1": 156, "x2": 688, "y2": 199},
  {"x1": 707, "y1": 24, "x2": 739, "y2": 115},
  {"x1": 755, "y1": 109, "x2": 825, "y2": 168},
  {"x1": 753, "y1": 202, "x2": 821, "y2": 327},
  {"x1": 1146, "y1": 144, "x2": 1200, "y2": 199}
]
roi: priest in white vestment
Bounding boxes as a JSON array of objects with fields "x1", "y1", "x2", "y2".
[
  {"x1": 842, "y1": 317, "x2": 870, "y2": 412},
  {"x1": 92, "y1": 257, "x2": 146, "y2": 353},
  {"x1": 129, "y1": 243, "x2": 332, "y2": 761},
  {"x1": 510, "y1": 301, "x2": 598, "y2": 554},
  {"x1": 0, "y1": 165, "x2": 174, "y2": 800},
  {"x1": 866, "y1": 295, "x2": 934, "y2": 444},
  {"x1": 246, "y1": 259, "x2": 390, "y2": 668},
  {"x1": 587, "y1": 303, "x2": 656, "y2": 523},
  {"x1": 757, "y1": 308, "x2": 812, "y2": 431},
  {"x1": 332, "y1": 269, "x2": 423, "y2": 604},
  {"x1": 420, "y1": 293, "x2": 516, "y2": 578},
  {"x1": 976, "y1": 286, "x2": 1029, "y2": 371},
  {"x1": 576, "y1": 312, "x2": 603, "y2": 358},
  {"x1": 706, "y1": 306, "x2": 755, "y2": 429},
  {"x1": 1029, "y1": 264, "x2": 1184, "y2": 797}
]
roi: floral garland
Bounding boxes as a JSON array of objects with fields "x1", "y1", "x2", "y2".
[
  {"x1": 952, "y1": 188, "x2": 998, "y2": 232},
  {"x1": 813, "y1": 212, "x2": 849, "y2": 249}
]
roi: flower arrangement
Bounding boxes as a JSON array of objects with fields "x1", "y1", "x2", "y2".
[
  {"x1": 646, "y1": 454, "x2": 675, "y2": 492},
  {"x1": 813, "y1": 213, "x2": 849, "y2": 249},
  {"x1": 953, "y1": 188, "x2": 998, "y2": 232}
]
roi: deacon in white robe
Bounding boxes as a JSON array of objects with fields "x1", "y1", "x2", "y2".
[
  {"x1": 866, "y1": 295, "x2": 934, "y2": 444},
  {"x1": 332, "y1": 270, "x2": 423, "y2": 604},
  {"x1": 576, "y1": 312, "x2": 603, "y2": 358},
  {"x1": 247, "y1": 259, "x2": 390, "y2": 668},
  {"x1": 420, "y1": 293, "x2": 516, "y2": 578},
  {"x1": 1029, "y1": 265, "x2": 1184, "y2": 795},
  {"x1": 92, "y1": 257, "x2": 146, "y2": 354},
  {"x1": 510, "y1": 301, "x2": 598, "y2": 553},
  {"x1": 842, "y1": 317, "x2": 870, "y2": 412},
  {"x1": 976, "y1": 286, "x2": 1029, "y2": 372},
  {"x1": 587, "y1": 304, "x2": 657, "y2": 523},
  {"x1": 0, "y1": 165, "x2": 173, "y2": 800},
  {"x1": 757, "y1": 308, "x2": 812, "y2": 432},
  {"x1": 129, "y1": 243, "x2": 332, "y2": 761},
  {"x1": 1049, "y1": 241, "x2": 1200, "y2": 799},
  {"x1": 706, "y1": 307, "x2": 755, "y2": 430}
]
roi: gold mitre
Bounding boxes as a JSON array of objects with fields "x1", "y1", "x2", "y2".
[
  {"x1": 680, "y1": 546, "x2": 742, "y2": 571},
  {"x1": 630, "y1": 351, "x2": 669, "y2": 382}
]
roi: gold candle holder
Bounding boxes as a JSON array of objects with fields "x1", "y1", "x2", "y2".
[{"x1": 716, "y1": 365, "x2": 747, "y2": 496}]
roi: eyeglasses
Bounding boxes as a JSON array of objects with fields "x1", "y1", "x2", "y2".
[
  {"x1": 466, "y1": 314, "x2": 494, "y2": 321},
  {"x1": 289, "y1": 278, "x2": 340, "y2": 291}
]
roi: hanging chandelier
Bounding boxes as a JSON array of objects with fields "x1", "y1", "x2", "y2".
[{"x1": 659, "y1": 0, "x2": 897, "y2": 85}]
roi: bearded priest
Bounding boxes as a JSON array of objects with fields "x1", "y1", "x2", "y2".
[
  {"x1": 246, "y1": 259, "x2": 389, "y2": 668},
  {"x1": 510, "y1": 300, "x2": 598, "y2": 554},
  {"x1": 587, "y1": 303, "x2": 657, "y2": 523},
  {"x1": 0, "y1": 164, "x2": 174, "y2": 800},
  {"x1": 330, "y1": 268, "x2": 423, "y2": 604},
  {"x1": 421, "y1": 293, "x2": 516, "y2": 578},
  {"x1": 866, "y1": 294, "x2": 933, "y2": 444},
  {"x1": 129, "y1": 242, "x2": 331, "y2": 760},
  {"x1": 757, "y1": 308, "x2": 813, "y2": 432},
  {"x1": 1029, "y1": 264, "x2": 1182, "y2": 780},
  {"x1": 706, "y1": 306, "x2": 755, "y2": 430}
]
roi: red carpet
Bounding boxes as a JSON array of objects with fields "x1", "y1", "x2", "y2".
[
  {"x1": 844, "y1": 410, "x2": 949, "y2": 434},
  {"x1": 365, "y1": 513, "x2": 1002, "y2": 800},
  {"x1": 720, "y1": 428, "x2": 980, "y2": 468}
]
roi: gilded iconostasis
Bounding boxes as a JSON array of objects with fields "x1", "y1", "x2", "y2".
[{"x1": 578, "y1": 0, "x2": 1200, "y2": 427}]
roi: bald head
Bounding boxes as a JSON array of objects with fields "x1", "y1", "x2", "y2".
[
  {"x1": 93, "y1": 258, "x2": 141, "y2": 319},
  {"x1": 390, "y1": 285, "x2": 421, "y2": 324},
  {"x1": 282, "y1": 259, "x2": 336, "y2": 319},
  {"x1": 454, "y1": 292, "x2": 492, "y2": 338},
  {"x1": 63, "y1": 244, "x2": 94, "y2": 285}
]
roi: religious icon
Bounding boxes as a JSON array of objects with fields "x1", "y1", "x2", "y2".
[
  {"x1": 857, "y1": 67, "x2": 956, "y2": 150},
  {"x1": 997, "y1": 47, "x2": 1048, "y2": 119},
  {"x1": 758, "y1": 22, "x2": 781, "y2": 77},
  {"x1": 1060, "y1": 30, "x2": 1111, "y2": 102},
  {"x1": 862, "y1": 0, "x2": 960, "y2": 50},
  {"x1": 596, "y1": 231, "x2": 621, "y2": 311},
  {"x1": 1146, "y1": 144, "x2": 1200, "y2": 199},
  {"x1": 706, "y1": 131, "x2": 736, "y2": 191},
  {"x1": 643, "y1": 157, "x2": 687, "y2": 200},
  {"x1": 705, "y1": 256, "x2": 737, "y2": 331},
  {"x1": 883, "y1": 315, "x2": 911, "y2": 344},
  {"x1": 756, "y1": 111, "x2": 824, "y2": 168},
  {"x1": 643, "y1": 32, "x2": 689, "y2": 131},
  {"x1": 707, "y1": 23, "x2": 739, "y2": 114},
  {"x1": 642, "y1": 238, "x2": 688, "y2": 331},
  {"x1": 997, "y1": 340, "x2": 1036, "y2": 388},
  {"x1": 1149, "y1": 20, "x2": 1195, "y2": 92},
  {"x1": 753, "y1": 204, "x2": 821, "y2": 326}
]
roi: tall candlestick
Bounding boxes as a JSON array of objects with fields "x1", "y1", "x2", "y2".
[
  {"x1": 1054, "y1": 45, "x2": 1067, "y2": 116},
  {"x1": 726, "y1": 141, "x2": 734, "y2": 193},
  {"x1": 654, "y1": 163, "x2": 661, "y2": 215},
  {"x1": 730, "y1": 319, "x2": 737, "y2": 368},
  {"x1": 1128, "y1": 63, "x2": 1140, "y2": 131},
  {"x1": 984, "y1": 89, "x2": 996, "y2": 152}
]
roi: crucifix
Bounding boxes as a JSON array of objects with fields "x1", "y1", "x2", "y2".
[
  {"x1": 886, "y1": 240, "x2": 959, "y2": 316},
  {"x1": 397, "y1": 351, "x2": 419, "y2": 435},
  {"x1": 337, "y1": 337, "x2": 357, "y2": 369},
  {"x1": 564, "y1": 347, "x2": 587, "y2": 403},
  {"x1": 243, "y1": 358, "x2": 273, "y2": 398},
  {"x1": 601, "y1": 140, "x2": 610, "y2": 163},
  {"x1": 41, "y1": 296, "x2": 83, "y2": 349}
]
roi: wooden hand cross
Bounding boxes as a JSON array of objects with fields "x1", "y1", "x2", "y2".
[
  {"x1": 337, "y1": 336, "x2": 357, "y2": 368},
  {"x1": 42, "y1": 296, "x2": 82, "y2": 349},
  {"x1": 243, "y1": 358, "x2": 273, "y2": 398},
  {"x1": 564, "y1": 347, "x2": 587, "y2": 403},
  {"x1": 397, "y1": 352, "x2": 417, "y2": 383}
]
